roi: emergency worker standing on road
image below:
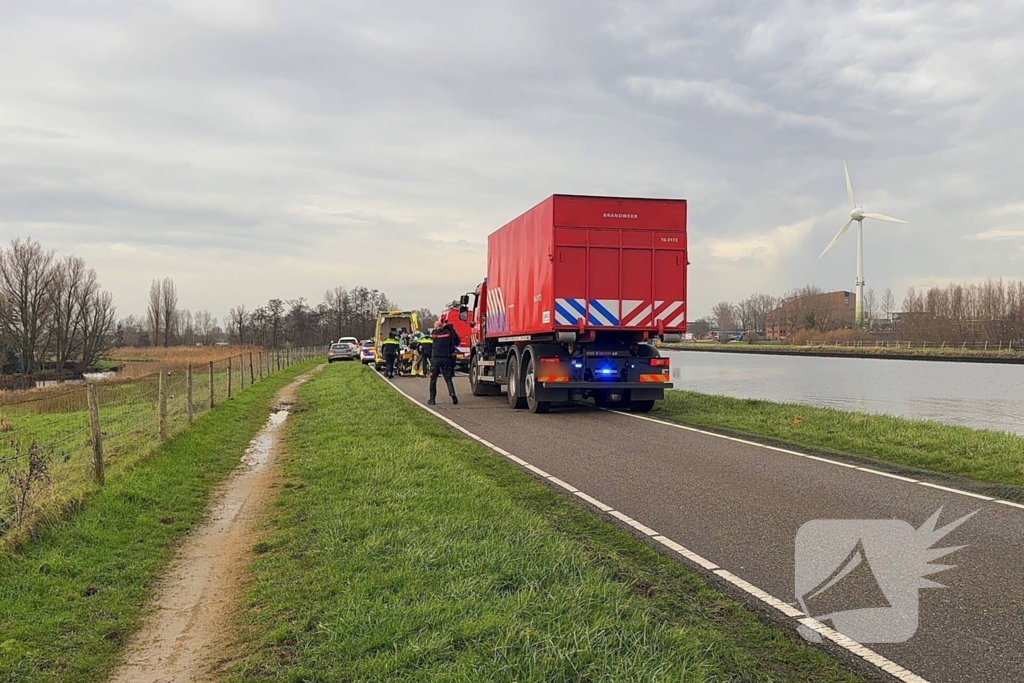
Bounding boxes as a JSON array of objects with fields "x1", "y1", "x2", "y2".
[
  {"x1": 428, "y1": 318, "x2": 459, "y2": 405},
  {"x1": 381, "y1": 331, "x2": 401, "y2": 378}
]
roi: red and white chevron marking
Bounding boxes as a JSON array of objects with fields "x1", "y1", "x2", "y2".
[{"x1": 620, "y1": 300, "x2": 685, "y2": 328}]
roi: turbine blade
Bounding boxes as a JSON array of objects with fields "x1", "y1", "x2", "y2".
[
  {"x1": 844, "y1": 160, "x2": 856, "y2": 208},
  {"x1": 818, "y1": 219, "x2": 853, "y2": 259},
  {"x1": 863, "y1": 212, "x2": 909, "y2": 224}
]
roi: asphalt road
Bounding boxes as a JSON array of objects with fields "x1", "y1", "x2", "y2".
[{"x1": 392, "y1": 374, "x2": 1024, "y2": 683}]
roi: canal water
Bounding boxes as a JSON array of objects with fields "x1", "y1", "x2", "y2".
[{"x1": 663, "y1": 350, "x2": 1024, "y2": 436}]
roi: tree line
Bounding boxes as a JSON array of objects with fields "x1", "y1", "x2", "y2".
[
  {"x1": 114, "y1": 284, "x2": 438, "y2": 349},
  {"x1": 0, "y1": 238, "x2": 116, "y2": 376},
  {"x1": 899, "y1": 279, "x2": 1024, "y2": 342},
  {"x1": 223, "y1": 288, "x2": 437, "y2": 348},
  {"x1": 699, "y1": 278, "x2": 1024, "y2": 343}
]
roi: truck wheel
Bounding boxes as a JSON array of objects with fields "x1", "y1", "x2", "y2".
[
  {"x1": 524, "y1": 356, "x2": 550, "y2": 414},
  {"x1": 506, "y1": 355, "x2": 527, "y2": 409},
  {"x1": 629, "y1": 400, "x2": 655, "y2": 413}
]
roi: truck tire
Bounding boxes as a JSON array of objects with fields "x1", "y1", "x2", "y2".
[
  {"x1": 629, "y1": 400, "x2": 655, "y2": 413},
  {"x1": 524, "y1": 356, "x2": 550, "y2": 414},
  {"x1": 506, "y1": 354, "x2": 527, "y2": 409},
  {"x1": 470, "y1": 354, "x2": 501, "y2": 397},
  {"x1": 635, "y1": 343, "x2": 661, "y2": 358}
]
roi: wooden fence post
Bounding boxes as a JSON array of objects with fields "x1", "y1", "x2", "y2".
[
  {"x1": 227, "y1": 357, "x2": 233, "y2": 398},
  {"x1": 258, "y1": 351, "x2": 264, "y2": 380},
  {"x1": 249, "y1": 352, "x2": 255, "y2": 384},
  {"x1": 86, "y1": 382, "x2": 104, "y2": 486},
  {"x1": 239, "y1": 354, "x2": 245, "y2": 389},
  {"x1": 158, "y1": 371, "x2": 168, "y2": 441},
  {"x1": 187, "y1": 364, "x2": 194, "y2": 424},
  {"x1": 209, "y1": 360, "x2": 215, "y2": 407}
]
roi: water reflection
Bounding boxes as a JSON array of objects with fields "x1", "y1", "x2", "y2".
[{"x1": 664, "y1": 351, "x2": 1024, "y2": 436}]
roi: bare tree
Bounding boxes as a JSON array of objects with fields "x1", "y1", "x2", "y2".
[
  {"x1": 79, "y1": 289, "x2": 116, "y2": 370},
  {"x1": 737, "y1": 293, "x2": 779, "y2": 335},
  {"x1": 416, "y1": 308, "x2": 437, "y2": 331},
  {"x1": 881, "y1": 287, "x2": 896, "y2": 319},
  {"x1": 324, "y1": 286, "x2": 349, "y2": 340},
  {"x1": 160, "y1": 277, "x2": 178, "y2": 347},
  {"x1": 48, "y1": 256, "x2": 97, "y2": 378},
  {"x1": 147, "y1": 280, "x2": 162, "y2": 346},
  {"x1": 177, "y1": 308, "x2": 195, "y2": 346},
  {"x1": 712, "y1": 301, "x2": 736, "y2": 339},
  {"x1": 863, "y1": 288, "x2": 878, "y2": 326},
  {"x1": 0, "y1": 238, "x2": 56, "y2": 373},
  {"x1": 228, "y1": 305, "x2": 249, "y2": 344},
  {"x1": 194, "y1": 310, "x2": 215, "y2": 345},
  {"x1": 902, "y1": 287, "x2": 923, "y2": 313}
]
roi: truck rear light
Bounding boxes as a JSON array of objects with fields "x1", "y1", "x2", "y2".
[
  {"x1": 537, "y1": 357, "x2": 569, "y2": 383},
  {"x1": 650, "y1": 358, "x2": 670, "y2": 367}
]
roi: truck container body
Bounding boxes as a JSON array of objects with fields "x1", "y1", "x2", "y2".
[
  {"x1": 485, "y1": 195, "x2": 687, "y2": 339},
  {"x1": 465, "y1": 194, "x2": 686, "y2": 414}
]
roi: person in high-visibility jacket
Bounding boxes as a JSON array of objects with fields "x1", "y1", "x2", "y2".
[
  {"x1": 380, "y1": 332, "x2": 401, "y2": 378},
  {"x1": 418, "y1": 333, "x2": 433, "y2": 376},
  {"x1": 409, "y1": 335, "x2": 425, "y2": 377}
]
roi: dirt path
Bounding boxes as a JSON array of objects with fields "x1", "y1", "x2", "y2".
[{"x1": 107, "y1": 368, "x2": 319, "y2": 683}]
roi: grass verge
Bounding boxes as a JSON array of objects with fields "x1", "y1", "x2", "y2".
[
  {"x1": 0, "y1": 360, "x2": 318, "y2": 683},
  {"x1": 653, "y1": 392, "x2": 1024, "y2": 497},
  {"x1": 228, "y1": 363, "x2": 861, "y2": 682}
]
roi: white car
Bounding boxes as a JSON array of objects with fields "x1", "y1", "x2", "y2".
[{"x1": 337, "y1": 336, "x2": 359, "y2": 348}]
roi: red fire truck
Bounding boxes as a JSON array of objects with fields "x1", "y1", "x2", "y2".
[
  {"x1": 460, "y1": 194, "x2": 686, "y2": 413},
  {"x1": 437, "y1": 301, "x2": 474, "y2": 370}
]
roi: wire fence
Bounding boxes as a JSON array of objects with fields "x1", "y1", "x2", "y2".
[{"x1": 0, "y1": 347, "x2": 319, "y2": 545}]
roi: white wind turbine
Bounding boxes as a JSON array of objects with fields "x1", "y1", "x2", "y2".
[{"x1": 818, "y1": 161, "x2": 909, "y2": 328}]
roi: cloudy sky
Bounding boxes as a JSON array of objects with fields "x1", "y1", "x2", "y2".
[{"x1": 2, "y1": 0, "x2": 1022, "y2": 321}]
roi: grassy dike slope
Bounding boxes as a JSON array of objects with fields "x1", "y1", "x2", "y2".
[
  {"x1": 0, "y1": 361, "x2": 318, "y2": 683},
  {"x1": 654, "y1": 392, "x2": 1024, "y2": 495},
  {"x1": 230, "y1": 364, "x2": 860, "y2": 682}
]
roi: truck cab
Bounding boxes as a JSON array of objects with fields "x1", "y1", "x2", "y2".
[{"x1": 438, "y1": 299, "x2": 475, "y2": 370}]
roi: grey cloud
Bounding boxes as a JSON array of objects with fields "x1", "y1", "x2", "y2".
[{"x1": 1, "y1": 0, "x2": 1022, "y2": 317}]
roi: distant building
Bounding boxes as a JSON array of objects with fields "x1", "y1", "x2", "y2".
[{"x1": 766, "y1": 291, "x2": 856, "y2": 340}]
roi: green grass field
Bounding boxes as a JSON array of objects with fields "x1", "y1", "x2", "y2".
[
  {"x1": 0, "y1": 360, "x2": 317, "y2": 683},
  {"x1": 228, "y1": 363, "x2": 861, "y2": 682},
  {"x1": 652, "y1": 392, "x2": 1024, "y2": 497},
  {"x1": 0, "y1": 356, "x2": 290, "y2": 547}
]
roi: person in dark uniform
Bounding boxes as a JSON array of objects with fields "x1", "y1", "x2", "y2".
[
  {"x1": 428, "y1": 318, "x2": 459, "y2": 405},
  {"x1": 381, "y1": 331, "x2": 401, "y2": 378}
]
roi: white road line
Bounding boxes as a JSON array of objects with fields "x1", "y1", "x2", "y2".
[
  {"x1": 376, "y1": 373, "x2": 933, "y2": 683},
  {"x1": 916, "y1": 481, "x2": 994, "y2": 501},
  {"x1": 612, "y1": 409, "x2": 1021, "y2": 510}
]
